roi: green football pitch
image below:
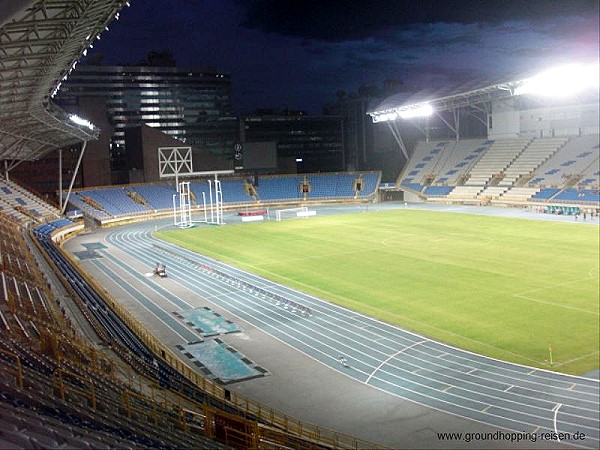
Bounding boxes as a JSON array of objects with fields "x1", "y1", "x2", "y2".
[{"x1": 156, "y1": 209, "x2": 599, "y2": 375}]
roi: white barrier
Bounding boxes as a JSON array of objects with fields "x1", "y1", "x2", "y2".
[
  {"x1": 241, "y1": 215, "x2": 264, "y2": 222},
  {"x1": 297, "y1": 210, "x2": 317, "y2": 218}
]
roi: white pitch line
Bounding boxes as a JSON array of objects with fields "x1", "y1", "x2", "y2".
[
  {"x1": 139, "y1": 243, "x2": 600, "y2": 414},
  {"x1": 129, "y1": 227, "x2": 600, "y2": 410},
  {"x1": 127, "y1": 229, "x2": 600, "y2": 408},
  {"x1": 105, "y1": 225, "x2": 600, "y2": 435},
  {"x1": 512, "y1": 292, "x2": 599, "y2": 316},
  {"x1": 149, "y1": 227, "x2": 574, "y2": 380},
  {"x1": 366, "y1": 340, "x2": 426, "y2": 384},
  {"x1": 135, "y1": 239, "x2": 600, "y2": 426}
]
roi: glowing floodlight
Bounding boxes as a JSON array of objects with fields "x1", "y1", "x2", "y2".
[
  {"x1": 69, "y1": 114, "x2": 95, "y2": 130},
  {"x1": 398, "y1": 103, "x2": 434, "y2": 119},
  {"x1": 371, "y1": 103, "x2": 433, "y2": 123},
  {"x1": 372, "y1": 111, "x2": 398, "y2": 123},
  {"x1": 514, "y1": 62, "x2": 599, "y2": 97}
]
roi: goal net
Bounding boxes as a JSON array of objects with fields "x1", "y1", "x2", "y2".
[{"x1": 275, "y1": 206, "x2": 309, "y2": 221}]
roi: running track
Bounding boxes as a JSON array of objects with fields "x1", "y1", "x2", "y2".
[{"x1": 90, "y1": 218, "x2": 599, "y2": 449}]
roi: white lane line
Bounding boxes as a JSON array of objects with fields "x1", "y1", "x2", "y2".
[
  {"x1": 366, "y1": 340, "x2": 426, "y2": 384},
  {"x1": 123, "y1": 237, "x2": 600, "y2": 421},
  {"x1": 504, "y1": 385, "x2": 513, "y2": 392},
  {"x1": 120, "y1": 229, "x2": 600, "y2": 416},
  {"x1": 104, "y1": 226, "x2": 600, "y2": 435},
  {"x1": 171, "y1": 238, "x2": 585, "y2": 387},
  {"x1": 156, "y1": 239, "x2": 600, "y2": 407},
  {"x1": 553, "y1": 403, "x2": 562, "y2": 442},
  {"x1": 148, "y1": 229, "x2": 599, "y2": 391},
  {"x1": 132, "y1": 229, "x2": 600, "y2": 398}
]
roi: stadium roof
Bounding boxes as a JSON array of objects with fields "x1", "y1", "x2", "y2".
[
  {"x1": 368, "y1": 62, "x2": 600, "y2": 124},
  {"x1": 367, "y1": 76, "x2": 532, "y2": 123},
  {"x1": 0, "y1": 0, "x2": 128, "y2": 162}
]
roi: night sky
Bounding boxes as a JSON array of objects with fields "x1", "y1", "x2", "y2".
[{"x1": 90, "y1": 0, "x2": 599, "y2": 114}]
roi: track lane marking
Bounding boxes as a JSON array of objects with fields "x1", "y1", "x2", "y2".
[
  {"x1": 366, "y1": 340, "x2": 426, "y2": 384},
  {"x1": 94, "y1": 223, "x2": 600, "y2": 442}
]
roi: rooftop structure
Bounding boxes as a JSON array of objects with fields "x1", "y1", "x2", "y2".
[{"x1": 0, "y1": 0, "x2": 130, "y2": 165}]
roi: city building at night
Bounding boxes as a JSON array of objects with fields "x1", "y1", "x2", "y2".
[{"x1": 55, "y1": 63, "x2": 237, "y2": 171}]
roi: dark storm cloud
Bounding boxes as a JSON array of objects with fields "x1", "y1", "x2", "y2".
[
  {"x1": 89, "y1": 0, "x2": 599, "y2": 114},
  {"x1": 236, "y1": 0, "x2": 598, "y2": 41}
]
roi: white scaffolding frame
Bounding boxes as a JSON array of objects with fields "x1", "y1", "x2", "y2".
[
  {"x1": 173, "y1": 181, "x2": 192, "y2": 228},
  {"x1": 159, "y1": 146, "x2": 231, "y2": 227}
]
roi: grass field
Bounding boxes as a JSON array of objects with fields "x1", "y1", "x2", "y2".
[{"x1": 156, "y1": 209, "x2": 599, "y2": 375}]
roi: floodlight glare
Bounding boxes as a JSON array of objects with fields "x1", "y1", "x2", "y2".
[
  {"x1": 398, "y1": 103, "x2": 434, "y2": 119},
  {"x1": 69, "y1": 114, "x2": 94, "y2": 130},
  {"x1": 514, "y1": 62, "x2": 599, "y2": 98},
  {"x1": 373, "y1": 111, "x2": 398, "y2": 123}
]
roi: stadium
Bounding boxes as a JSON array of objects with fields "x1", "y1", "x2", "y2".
[{"x1": 0, "y1": 1, "x2": 598, "y2": 449}]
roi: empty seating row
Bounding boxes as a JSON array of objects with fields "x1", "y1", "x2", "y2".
[
  {"x1": 67, "y1": 171, "x2": 381, "y2": 223},
  {"x1": 0, "y1": 213, "x2": 231, "y2": 449},
  {"x1": 497, "y1": 137, "x2": 566, "y2": 186},
  {"x1": 435, "y1": 141, "x2": 491, "y2": 185},
  {"x1": 129, "y1": 184, "x2": 178, "y2": 210},
  {"x1": 464, "y1": 138, "x2": 530, "y2": 186},
  {"x1": 532, "y1": 135, "x2": 599, "y2": 187},
  {"x1": 0, "y1": 178, "x2": 61, "y2": 224},
  {"x1": 401, "y1": 135, "x2": 599, "y2": 207}
]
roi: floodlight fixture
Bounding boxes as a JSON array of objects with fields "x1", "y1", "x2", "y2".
[
  {"x1": 69, "y1": 114, "x2": 95, "y2": 130},
  {"x1": 514, "y1": 62, "x2": 599, "y2": 98},
  {"x1": 295, "y1": 158, "x2": 303, "y2": 162},
  {"x1": 372, "y1": 112, "x2": 398, "y2": 123},
  {"x1": 370, "y1": 102, "x2": 434, "y2": 123},
  {"x1": 398, "y1": 103, "x2": 434, "y2": 119}
]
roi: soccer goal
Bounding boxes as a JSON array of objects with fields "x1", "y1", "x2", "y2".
[{"x1": 275, "y1": 206, "x2": 311, "y2": 221}]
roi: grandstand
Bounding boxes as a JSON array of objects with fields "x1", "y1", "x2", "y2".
[
  {"x1": 0, "y1": 1, "x2": 598, "y2": 449},
  {"x1": 0, "y1": 2, "x2": 384, "y2": 449},
  {"x1": 61, "y1": 171, "x2": 381, "y2": 225},
  {"x1": 397, "y1": 135, "x2": 599, "y2": 209},
  {"x1": 398, "y1": 135, "x2": 599, "y2": 209},
  {"x1": 368, "y1": 63, "x2": 599, "y2": 213},
  {"x1": 0, "y1": 178, "x2": 61, "y2": 224}
]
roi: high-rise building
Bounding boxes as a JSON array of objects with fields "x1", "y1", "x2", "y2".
[
  {"x1": 55, "y1": 64, "x2": 238, "y2": 172},
  {"x1": 324, "y1": 96, "x2": 372, "y2": 171},
  {"x1": 240, "y1": 110, "x2": 345, "y2": 174},
  {"x1": 324, "y1": 92, "x2": 404, "y2": 181}
]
